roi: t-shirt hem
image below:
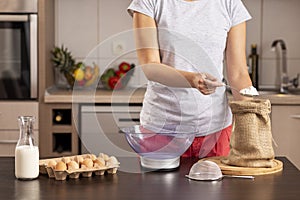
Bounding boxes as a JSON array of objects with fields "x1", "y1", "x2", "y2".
[
  {"x1": 195, "y1": 121, "x2": 232, "y2": 137},
  {"x1": 231, "y1": 16, "x2": 252, "y2": 28},
  {"x1": 127, "y1": 7, "x2": 154, "y2": 19}
]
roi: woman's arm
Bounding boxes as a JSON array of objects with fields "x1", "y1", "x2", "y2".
[
  {"x1": 225, "y1": 22, "x2": 253, "y2": 100},
  {"x1": 133, "y1": 11, "x2": 222, "y2": 95}
]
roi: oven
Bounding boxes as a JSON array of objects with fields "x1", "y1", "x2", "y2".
[{"x1": 0, "y1": 0, "x2": 38, "y2": 99}]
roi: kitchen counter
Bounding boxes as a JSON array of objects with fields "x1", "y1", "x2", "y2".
[
  {"x1": 246, "y1": 92, "x2": 300, "y2": 105},
  {"x1": 1, "y1": 157, "x2": 300, "y2": 200},
  {"x1": 44, "y1": 86, "x2": 300, "y2": 104},
  {"x1": 44, "y1": 86, "x2": 146, "y2": 104}
]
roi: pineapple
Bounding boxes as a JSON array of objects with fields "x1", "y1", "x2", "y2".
[
  {"x1": 51, "y1": 45, "x2": 76, "y2": 72},
  {"x1": 51, "y1": 45, "x2": 77, "y2": 86}
]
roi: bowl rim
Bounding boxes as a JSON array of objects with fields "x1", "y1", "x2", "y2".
[{"x1": 120, "y1": 125, "x2": 198, "y2": 136}]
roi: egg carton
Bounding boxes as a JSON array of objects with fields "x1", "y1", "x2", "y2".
[{"x1": 39, "y1": 153, "x2": 120, "y2": 181}]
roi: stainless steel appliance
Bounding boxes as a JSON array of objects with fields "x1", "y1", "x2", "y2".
[
  {"x1": 0, "y1": 0, "x2": 37, "y2": 99},
  {"x1": 80, "y1": 104, "x2": 142, "y2": 154}
]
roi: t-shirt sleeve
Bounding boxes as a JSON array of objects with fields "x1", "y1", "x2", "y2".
[
  {"x1": 229, "y1": 0, "x2": 252, "y2": 27},
  {"x1": 127, "y1": 0, "x2": 155, "y2": 18}
]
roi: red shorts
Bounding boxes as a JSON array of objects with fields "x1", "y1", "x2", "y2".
[{"x1": 181, "y1": 125, "x2": 232, "y2": 158}]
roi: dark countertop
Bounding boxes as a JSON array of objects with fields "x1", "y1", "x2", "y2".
[{"x1": 1, "y1": 157, "x2": 300, "y2": 200}]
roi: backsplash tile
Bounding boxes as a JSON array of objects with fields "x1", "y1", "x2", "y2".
[
  {"x1": 55, "y1": 0, "x2": 98, "y2": 59},
  {"x1": 55, "y1": 0, "x2": 300, "y2": 89},
  {"x1": 244, "y1": 0, "x2": 300, "y2": 89},
  {"x1": 262, "y1": 0, "x2": 300, "y2": 59}
]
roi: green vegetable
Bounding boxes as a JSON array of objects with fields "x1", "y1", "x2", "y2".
[{"x1": 106, "y1": 68, "x2": 116, "y2": 78}]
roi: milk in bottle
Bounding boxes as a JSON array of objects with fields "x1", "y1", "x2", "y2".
[{"x1": 15, "y1": 116, "x2": 39, "y2": 180}]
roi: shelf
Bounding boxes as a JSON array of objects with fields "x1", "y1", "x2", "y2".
[{"x1": 52, "y1": 132, "x2": 72, "y2": 154}]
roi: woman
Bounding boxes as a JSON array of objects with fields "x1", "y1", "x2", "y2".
[{"x1": 127, "y1": 0, "x2": 253, "y2": 158}]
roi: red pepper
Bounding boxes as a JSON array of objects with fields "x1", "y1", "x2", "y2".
[
  {"x1": 108, "y1": 76, "x2": 122, "y2": 89},
  {"x1": 115, "y1": 70, "x2": 125, "y2": 78},
  {"x1": 118, "y1": 62, "x2": 131, "y2": 72}
]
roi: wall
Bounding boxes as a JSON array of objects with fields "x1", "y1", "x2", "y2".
[
  {"x1": 55, "y1": 0, "x2": 146, "y2": 87},
  {"x1": 244, "y1": 0, "x2": 300, "y2": 89},
  {"x1": 55, "y1": 0, "x2": 300, "y2": 89}
]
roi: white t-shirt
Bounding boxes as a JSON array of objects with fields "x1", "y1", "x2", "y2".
[{"x1": 128, "y1": 0, "x2": 251, "y2": 136}]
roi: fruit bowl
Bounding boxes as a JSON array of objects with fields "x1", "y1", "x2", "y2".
[
  {"x1": 121, "y1": 125, "x2": 196, "y2": 170},
  {"x1": 100, "y1": 62, "x2": 135, "y2": 90},
  {"x1": 51, "y1": 45, "x2": 100, "y2": 89},
  {"x1": 72, "y1": 63, "x2": 100, "y2": 89}
]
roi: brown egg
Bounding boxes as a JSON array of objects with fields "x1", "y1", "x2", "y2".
[
  {"x1": 55, "y1": 161, "x2": 67, "y2": 171},
  {"x1": 93, "y1": 157, "x2": 105, "y2": 168},
  {"x1": 47, "y1": 160, "x2": 57, "y2": 168},
  {"x1": 81, "y1": 158, "x2": 93, "y2": 168},
  {"x1": 67, "y1": 161, "x2": 79, "y2": 170},
  {"x1": 74, "y1": 155, "x2": 84, "y2": 164},
  {"x1": 61, "y1": 157, "x2": 71, "y2": 164},
  {"x1": 90, "y1": 154, "x2": 97, "y2": 161}
]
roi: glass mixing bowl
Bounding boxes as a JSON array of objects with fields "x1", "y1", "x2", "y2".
[{"x1": 121, "y1": 125, "x2": 196, "y2": 170}]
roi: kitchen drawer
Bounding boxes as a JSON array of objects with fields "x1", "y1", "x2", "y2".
[
  {"x1": 80, "y1": 105, "x2": 141, "y2": 154},
  {"x1": 96, "y1": 112, "x2": 140, "y2": 133},
  {"x1": 81, "y1": 105, "x2": 141, "y2": 133},
  {"x1": 81, "y1": 112, "x2": 137, "y2": 153},
  {"x1": 0, "y1": 130, "x2": 19, "y2": 156},
  {"x1": 0, "y1": 130, "x2": 39, "y2": 157},
  {"x1": 0, "y1": 102, "x2": 39, "y2": 129}
]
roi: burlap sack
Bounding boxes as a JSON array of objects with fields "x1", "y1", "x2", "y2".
[{"x1": 221, "y1": 99, "x2": 277, "y2": 168}]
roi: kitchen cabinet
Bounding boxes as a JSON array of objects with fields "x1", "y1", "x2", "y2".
[
  {"x1": 42, "y1": 87, "x2": 145, "y2": 157},
  {"x1": 39, "y1": 103, "x2": 79, "y2": 158},
  {"x1": 0, "y1": 102, "x2": 39, "y2": 156},
  {"x1": 80, "y1": 103, "x2": 142, "y2": 155},
  {"x1": 271, "y1": 105, "x2": 300, "y2": 169}
]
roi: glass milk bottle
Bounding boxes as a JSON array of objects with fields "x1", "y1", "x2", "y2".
[{"x1": 15, "y1": 116, "x2": 39, "y2": 180}]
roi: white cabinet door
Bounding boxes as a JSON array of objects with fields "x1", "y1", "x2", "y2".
[{"x1": 271, "y1": 105, "x2": 300, "y2": 169}]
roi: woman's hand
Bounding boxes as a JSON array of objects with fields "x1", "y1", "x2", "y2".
[{"x1": 191, "y1": 73, "x2": 224, "y2": 95}]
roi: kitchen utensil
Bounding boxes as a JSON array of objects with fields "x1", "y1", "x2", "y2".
[
  {"x1": 222, "y1": 83, "x2": 259, "y2": 97},
  {"x1": 203, "y1": 76, "x2": 258, "y2": 97},
  {"x1": 121, "y1": 125, "x2": 196, "y2": 170},
  {"x1": 185, "y1": 160, "x2": 254, "y2": 181}
]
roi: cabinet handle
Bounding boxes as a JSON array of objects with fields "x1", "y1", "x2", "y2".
[
  {"x1": 0, "y1": 140, "x2": 18, "y2": 144},
  {"x1": 290, "y1": 115, "x2": 300, "y2": 119},
  {"x1": 0, "y1": 15, "x2": 28, "y2": 22},
  {"x1": 119, "y1": 118, "x2": 140, "y2": 122}
]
